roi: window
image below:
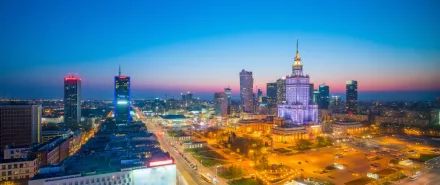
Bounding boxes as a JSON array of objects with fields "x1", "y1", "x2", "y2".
[
  {"x1": 2, "y1": 172, "x2": 6, "y2": 176},
  {"x1": 19, "y1": 164, "x2": 23, "y2": 168}
]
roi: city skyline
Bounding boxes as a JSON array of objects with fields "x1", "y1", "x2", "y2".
[{"x1": 1, "y1": 0, "x2": 439, "y2": 100}]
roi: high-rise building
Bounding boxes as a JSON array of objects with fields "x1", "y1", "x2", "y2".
[
  {"x1": 114, "y1": 67, "x2": 131, "y2": 124},
  {"x1": 257, "y1": 89, "x2": 263, "y2": 104},
  {"x1": 224, "y1": 87, "x2": 232, "y2": 114},
  {"x1": 318, "y1": 84, "x2": 330, "y2": 109},
  {"x1": 239, "y1": 69, "x2": 254, "y2": 113},
  {"x1": 312, "y1": 90, "x2": 319, "y2": 104},
  {"x1": 266, "y1": 83, "x2": 277, "y2": 108},
  {"x1": 330, "y1": 95, "x2": 341, "y2": 107},
  {"x1": 278, "y1": 40, "x2": 318, "y2": 124},
  {"x1": 276, "y1": 78, "x2": 286, "y2": 104},
  {"x1": 214, "y1": 92, "x2": 228, "y2": 117},
  {"x1": 309, "y1": 83, "x2": 314, "y2": 104},
  {"x1": 64, "y1": 74, "x2": 81, "y2": 123},
  {"x1": 0, "y1": 105, "x2": 42, "y2": 150},
  {"x1": 346, "y1": 80, "x2": 358, "y2": 114}
]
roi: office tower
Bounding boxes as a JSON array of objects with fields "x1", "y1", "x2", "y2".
[
  {"x1": 266, "y1": 82, "x2": 277, "y2": 108},
  {"x1": 318, "y1": 84, "x2": 330, "y2": 109},
  {"x1": 181, "y1": 92, "x2": 193, "y2": 107},
  {"x1": 262, "y1": 97, "x2": 268, "y2": 105},
  {"x1": 278, "y1": 40, "x2": 318, "y2": 124},
  {"x1": 239, "y1": 69, "x2": 254, "y2": 113},
  {"x1": 64, "y1": 74, "x2": 82, "y2": 123},
  {"x1": 346, "y1": 80, "x2": 358, "y2": 114},
  {"x1": 313, "y1": 90, "x2": 320, "y2": 104},
  {"x1": 276, "y1": 78, "x2": 286, "y2": 104},
  {"x1": 309, "y1": 83, "x2": 314, "y2": 104},
  {"x1": 257, "y1": 89, "x2": 263, "y2": 104},
  {"x1": 224, "y1": 87, "x2": 232, "y2": 114},
  {"x1": 330, "y1": 95, "x2": 341, "y2": 108},
  {"x1": 214, "y1": 92, "x2": 228, "y2": 117},
  {"x1": 0, "y1": 105, "x2": 42, "y2": 150},
  {"x1": 114, "y1": 66, "x2": 131, "y2": 124}
]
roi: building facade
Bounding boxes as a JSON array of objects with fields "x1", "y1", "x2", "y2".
[
  {"x1": 0, "y1": 105, "x2": 42, "y2": 151},
  {"x1": 318, "y1": 84, "x2": 329, "y2": 109},
  {"x1": 346, "y1": 80, "x2": 358, "y2": 114},
  {"x1": 276, "y1": 78, "x2": 286, "y2": 104},
  {"x1": 114, "y1": 67, "x2": 131, "y2": 124},
  {"x1": 277, "y1": 40, "x2": 318, "y2": 125},
  {"x1": 63, "y1": 74, "x2": 82, "y2": 123},
  {"x1": 214, "y1": 92, "x2": 228, "y2": 117},
  {"x1": 266, "y1": 83, "x2": 277, "y2": 108},
  {"x1": 224, "y1": 87, "x2": 232, "y2": 115},
  {"x1": 0, "y1": 157, "x2": 39, "y2": 182},
  {"x1": 239, "y1": 69, "x2": 254, "y2": 113}
]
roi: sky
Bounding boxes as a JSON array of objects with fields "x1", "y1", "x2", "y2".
[{"x1": 0, "y1": 0, "x2": 439, "y2": 101}]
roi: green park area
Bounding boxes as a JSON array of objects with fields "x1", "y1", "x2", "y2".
[
  {"x1": 185, "y1": 148, "x2": 228, "y2": 167},
  {"x1": 218, "y1": 165, "x2": 246, "y2": 179}
]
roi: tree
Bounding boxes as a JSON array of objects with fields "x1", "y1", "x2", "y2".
[
  {"x1": 297, "y1": 139, "x2": 312, "y2": 150},
  {"x1": 316, "y1": 136, "x2": 325, "y2": 146}
]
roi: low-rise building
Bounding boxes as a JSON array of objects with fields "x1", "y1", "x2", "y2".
[
  {"x1": 41, "y1": 129, "x2": 73, "y2": 144},
  {"x1": 331, "y1": 121, "x2": 369, "y2": 137},
  {"x1": 0, "y1": 157, "x2": 39, "y2": 182}
]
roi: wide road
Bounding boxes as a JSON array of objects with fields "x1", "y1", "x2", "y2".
[
  {"x1": 132, "y1": 107, "x2": 212, "y2": 185},
  {"x1": 400, "y1": 167, "x2": 440, "y2": 185}
]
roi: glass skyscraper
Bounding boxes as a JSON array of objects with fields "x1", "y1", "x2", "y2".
[
  {"x1": 266, "y1": 82, "x2": 277, "y2": 108},
  {"x1": 318, "y1": 84, "x2": 330, "y2": 109},
  {"x1": 64, "y1": 74, "x2": 81, "y2": 123},
  {"x1": 114, "y1": 67, "x2": 131, "y2": 124},
  {"x1": 346, "y1": 80, "x2": 358, "y2": 114},
  {"x1": 239, "y1": 69, "x2": 254, "y2": 113}
]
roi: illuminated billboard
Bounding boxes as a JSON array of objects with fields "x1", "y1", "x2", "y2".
[{"x1": 132, "y1": 164, "x2": 176, "y2": 185}]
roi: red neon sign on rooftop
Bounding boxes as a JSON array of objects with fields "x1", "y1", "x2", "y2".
[{"x1": 64, "y1": 73, "x2": 82, "y2": 81}]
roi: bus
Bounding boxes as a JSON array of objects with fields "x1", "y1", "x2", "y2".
[{"x1": 200, "y1": 174, "x2": 212, "y2": 183}]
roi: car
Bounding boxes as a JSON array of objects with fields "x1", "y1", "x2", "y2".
[
  {"x1": 410, "y1": 175, "x2": 419, "y2": 181},
  {"x1": 298, "y1": 161, "x2": 302, "y2": 164},
  {"x1": 305, "y1": 160, "x2": 309, "y2": 163},
  {"x1": 352, "y1": 173, "x2": 359, "y2": 176}
]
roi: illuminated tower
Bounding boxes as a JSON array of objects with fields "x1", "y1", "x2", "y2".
[
  {"x1": 346, "y1": 80, "x2": 358, "y2": 114},
  {"x1": 239, "y1": 69, "x2": 254, "y2": 113},
  {"x1": 64, "y1": 73, "x2": 81, "y2": 123},
  {"x1": 114, "y1": 66, "x2": 131, "y2": 124},
  {"x1": 224, "y1": 87, "x2": 232, "y2": 114},
  {"x1": 278, "y1": 39, "x2": 318, "y2": 124}
]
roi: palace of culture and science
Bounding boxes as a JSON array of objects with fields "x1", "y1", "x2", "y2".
[{"x1": 277, "y1": 40, "x2": 318, "y2": 125}]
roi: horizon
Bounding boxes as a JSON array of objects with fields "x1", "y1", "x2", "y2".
[{"x1": 1, "y1": 0, "x2": 439, "y2": 101}]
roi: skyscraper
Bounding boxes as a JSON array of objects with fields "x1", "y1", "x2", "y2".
[
  {"x1": 318, "y1": 84, "x2": 330, "y2": 109},
  {"x1": 346, "y1": 80, "x2": 358, "y2": 114},
  {"x1": 257, "y1": 89, "x2": 263, "y2": 104},
  {"x1": 266, "y1": 82, "x2": 277, "y2": 108},
  {"x1": 239, "y1": 69, "x2": 254, "y2": 113},
  {"x1": 64, "y1": 74, "x2": 81, "y2": 123},
  {"x1": 224, "y1": 87, "x2": 232, "y2": 114},
  {"x1": 278, "y1": 40, "x2": 318, "y2": 124},
  {"x1": 0, "y1": 105, "x2": 42, "y2": 150},
  {"x1": 276, "y1": 78, "x2": 286, "y2": 104},
  {"x1": 309, "y1": 83, "x2": 314, "y2": 104},
  {"x1": 114, "y1": 66, "x2": 131, "y2": 124},
  {"x1": 312, "y1": 90, "x2": 319, "y2": 104},
  {"x1": 214, "y1": 92, "x2": 228, "y2": 117}
]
